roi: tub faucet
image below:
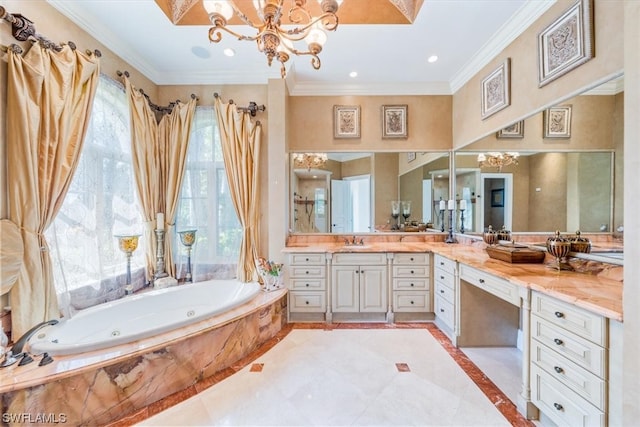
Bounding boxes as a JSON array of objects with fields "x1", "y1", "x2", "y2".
[{"x1": 10, "y1": 319, "x2": 59, "y2": 354}]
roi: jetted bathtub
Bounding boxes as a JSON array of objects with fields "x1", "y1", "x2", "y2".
[{"x1": 28, "y1": 279, "x2": 261, "y2": 356}]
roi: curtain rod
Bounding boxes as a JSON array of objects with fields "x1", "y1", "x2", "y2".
[
  {"x1": 117, "y1": 70, "x2": 198, "y2": 115},
  {"x1": 0, "y1": 5, "x2": 101, "y2": 57},
  {"x1": 213, "y1": 93, "x2": 266, "y2": 117}
]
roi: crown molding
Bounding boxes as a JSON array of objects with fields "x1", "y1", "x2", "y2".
[
  {"x1": 286, "y1": 81, "x2": 452, "y2": 96},
  {"x1": 449, "y1": 0, "x2": 556, "y2": 94}
]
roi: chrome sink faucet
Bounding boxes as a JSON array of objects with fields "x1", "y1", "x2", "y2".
[{"x1": 344, "y1": 236, "x2": 364, "y2": 246}]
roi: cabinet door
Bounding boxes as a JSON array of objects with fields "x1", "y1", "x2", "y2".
[
  {"x1": 332, "y1": 265, "x2": 359, "y2": 312},
  {"x1": 360, "y1": 265, "x2": 387, "y2": 312}
]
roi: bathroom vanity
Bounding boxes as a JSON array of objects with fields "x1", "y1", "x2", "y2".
[{"x1": 282, "y1": 237, "x2": 623, "y2": 426}]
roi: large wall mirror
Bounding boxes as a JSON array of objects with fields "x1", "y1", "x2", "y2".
[
  {"x1": 453, "y1": 74, "x2": 624, "y2": 262},
  {"x1": 290, "y1": 152, "x2": 449, "y2": 234}
]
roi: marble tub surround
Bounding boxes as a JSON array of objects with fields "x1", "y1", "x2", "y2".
[{"x1": 0, "y1": 289, "x2": 287, "y2": 426}]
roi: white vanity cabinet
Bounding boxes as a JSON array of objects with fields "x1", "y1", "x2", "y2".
[
  {"x1": 287, "y1": 252, "x2": 327, "y2": 320},
  {"x1": 331, "y1": 253, "x2": 387, "y2": 314},
  {"x1": 530, "y1": 291, "x2": 609, "y2": 427},
  {"x1": 433, "y1": 254, "x2": 457, "y2": 338},
  {"x1": 391, "y1": 253, "x2": 430, "y2": 313}
]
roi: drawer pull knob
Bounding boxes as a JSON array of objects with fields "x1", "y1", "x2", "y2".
[
  {"x1": 440, "y1": 262, "x2": 444, "y2": 266},
  {"x1": 305, "y1": 271, "x2": 309, "y2": 274},
  {"x1": 553, "y1": 403, "x2": 563, "y2": 411},
  {"x1": 554, "y1": 311, "x2": 565, "y2": 318},
  {"x1": 305, "y1": 283, "x2": 310, "y2": 287},
  {"x1": 440, "y1": 289, "x2": 444, "y2": 293},
  {"x1": 554, "y1": 366, "x2": 564, "y2": 374},
  {"x1": 410, "y1": 301, "x2": 414, "y2": 304},
  {"x1": 410, "y1": 283, "x2": 414, "y2": 287},
  {"x1": 305, "y1": 301, "x2": 309, "y2": 305},
  {"x1": 440, "y1": 308, "x2": 444, "y2": 313},
  {"x1": 305, "y1": 258, "x2": 309, "y2": 261},
  {"x1": 440, "y1": 275, "x2": 445, "y2": 280},
  {"x1": 554, "y1": 338, "x2": 564, "y2": 345},
  {"x1": 479, "y1": 278, "x2": 485, "y2": 284},
  {"x1": 410, "y1": 257, "x2": 414, "y2": 261}
]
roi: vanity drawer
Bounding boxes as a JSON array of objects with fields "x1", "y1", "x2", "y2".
[
  {"x1": 531, "y1": 339, "x2": 606, "y2": 410},
  {"x1": 435, "y1": 294, "x2": 454, "y2": 330},
  {"x1": 393, "y1": 291, "x2": 429, "y2": 312},
  {"x1": 332, "y1": 252, "x2": 387, "y2": 265},
  {"x1": 532, "y1": 316, "x2": 606, "y2": 377},
  {"x1": 435, "y1": 279, "x2": 454, "y2": 305},
  {"x1": 394, "y1": 253, "x2": 429, "y2": 265},
  {"x1": 289, "y1": 253, "x2": 325, "y2": 265},
  {"x1": 290, "y1": 278, "x2": 326, "y2": 291},
  {"x1": 289, "y1": 291, "x2": 326, "y2": 312},
  {"x1": 531, "y1": 364, "x2": 605, "y2": 427},
  {"x1": 289, "y1": 266, "x2": 325, "y2": 278},
  {"x1": 393, "y1": 277, "x2": 428, "y2": 290},
  {"x1": 532, "y1": 292, "x2": 606, "y2": 347},
  {"x1": 459, "y1": 264, "x2": 519, "y2": 306},
  {"x1": 434, "y1": 254, "x2": 456, "y2": 275},
  {"x1": 392, "y1": 265, "x2": 429, "y2": 278},
  {"x1": 434, "y1": 268, "x2": 455, "y2": 290}
]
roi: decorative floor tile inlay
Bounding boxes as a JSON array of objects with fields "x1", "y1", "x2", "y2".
[
  {"x1": 395, "y1": 362, "x2": 411, "y2": 372},
  {"x1": 249, "y1": 363, "x2": 264, "y2": 372}
]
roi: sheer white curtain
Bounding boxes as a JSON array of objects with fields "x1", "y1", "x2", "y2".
[
  {"x1": 174, "y1": 107, "x2": 241, "y2": 282},
  {"x1": 46, "y1": 75, "x2": 146, "y2": 316}
]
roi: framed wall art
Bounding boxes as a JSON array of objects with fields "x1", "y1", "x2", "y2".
[
  {"x1": 543, "y1": 105, "x2": 572, "y2": 138},
  {"x1": 491, "y1": 189, "x2": 504, "y2": 208},
  {"x1": 496, "y1": 120, "x2": 524, "y2": 139},
  {"x1": 481, "y1": 58, "x2": 511, "y2": 119},
  {"x1": 382, "y1": 105, "x2": 408, "y2": 138},
  {"x1": 537, "y1": 0, "x2": 594, "y2": 87},
  {"x1": 333, "y1": 105, "x2": 360, "y2": 139}
]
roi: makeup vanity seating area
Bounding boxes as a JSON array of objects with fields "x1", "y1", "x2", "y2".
[{"x1": 282, "y1": 235, "x2": 623, "y2": 426}]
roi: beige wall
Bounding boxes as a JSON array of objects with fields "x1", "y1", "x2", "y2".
[
  {"x1": 453, "y1": 0, "x2": 624, "y2": 149},
  {"x1": 288, "y1": 95, "x2": 452, "y2": 152}
]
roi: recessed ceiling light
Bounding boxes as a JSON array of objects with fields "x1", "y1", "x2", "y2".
[
  {"x1": 428, "y1": 55, "x2": 438, "y2": 63},
  {"x1": 224, "y1": 48, "x2": 236, "y2": 57},
  {"x1": 191, "y1": 46, "x2": 211, "y2": 59},
  {"x1": 349, "y1": 71, "x2": 358, "y2": 78}
]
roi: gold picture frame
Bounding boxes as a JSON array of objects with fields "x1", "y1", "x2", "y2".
[
  {"x1": 382, "y1": 105, "x2": 408, "y2": 139},
  {"x1": 496, "y1": 120, "x2": 524, "y2": 139},
  {"x1": 481, "y1": 58, "x2": 511, "y2": 119},
  {"x1": 333, "y1": 105, "x2": 361, "y2": 139},
  {"x1": 543, "y1": 105, "x2": 572, "y2": 138},
  {"x1": 538, "y1": 0, "x2": 594, "y2": 87}
]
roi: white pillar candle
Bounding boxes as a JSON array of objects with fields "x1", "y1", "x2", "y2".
[
  {"x1": 459, "y1": 199, "x2": 467, "y2": 210},
  {"x1": 448, "y1": 200, "x2": 455, "y2": 210},
  {"x1": 157, "y1": 212, "x2": 164, "y2": 230},
  {"x1": 439, "y1": 200, "x2": 446, "y2": 211}
]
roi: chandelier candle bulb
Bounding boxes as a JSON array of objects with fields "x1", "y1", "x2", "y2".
[{"x1": 448, "y1": 200, "x2": 455, "y2": 210}]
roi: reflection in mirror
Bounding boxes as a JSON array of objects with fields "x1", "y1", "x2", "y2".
[
  {"x1": 454, "y1": 152, "x2": 613, "y2": 233},
  {"x1": 290, "y1": 152, "x2": 450, "y2": 234}
]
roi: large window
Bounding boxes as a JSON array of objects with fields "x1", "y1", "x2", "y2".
[
  {"x1": 46, "y1": 75, "x2": 145, "y2": 315},
  {"x1": 174, "y1": 107, "x2": 241, "y2": 281}
]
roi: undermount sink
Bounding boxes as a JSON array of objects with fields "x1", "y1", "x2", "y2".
[{"x1": 340, "y1": 244, "x2": 373, "y2": 251}]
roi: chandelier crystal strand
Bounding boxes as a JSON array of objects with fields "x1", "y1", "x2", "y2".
[
  {"x1": 204, "y1": 0, "x2": 341, "y2": 78},
  {"x1": 477, "y1": 152, "x2": 519, "y2": 171}
]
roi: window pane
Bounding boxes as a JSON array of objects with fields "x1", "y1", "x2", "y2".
[{"x1": 175, "y1": 107, "x2": 240, "y2": 281}]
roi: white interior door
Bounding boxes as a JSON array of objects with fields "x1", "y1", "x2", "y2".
[{"x1": 331, "y1": 179, "x2": 348, "y2": 232}]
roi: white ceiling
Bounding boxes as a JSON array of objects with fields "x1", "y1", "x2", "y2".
[{"x1": 47, "y1": 0, "x2": 556, "y2": 96}]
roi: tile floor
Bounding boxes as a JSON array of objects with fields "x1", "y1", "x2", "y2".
[{"x1": 139, "y1": 324, "x2": 532, "y2": 426}]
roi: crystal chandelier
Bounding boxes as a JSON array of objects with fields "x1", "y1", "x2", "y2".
[
  {"x1": 203, "y1": 0, "x2": 342, "y2": 78},
  {"x1": 477, "y1": 152, "x2": 519, "y2": 171},
  {"x1": 293, "y1": 152, "x2": 328, "y2": 170}
]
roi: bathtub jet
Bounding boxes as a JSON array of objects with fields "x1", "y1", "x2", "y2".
[{"x1": 28, "y1": 280, "x2": 261, "y2": 356}]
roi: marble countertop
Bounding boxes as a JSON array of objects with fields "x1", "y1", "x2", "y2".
[{"x1": 282, "y1": 241, "x2": 623, "y2": 321}]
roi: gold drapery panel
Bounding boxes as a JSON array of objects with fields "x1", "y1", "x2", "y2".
[
  {"x1": 213, "y1": 96, "x2": 262, "y2": 282},
  {"x1": 125, "y1": 77, "x2": 160, "y2": 280},
  {"x1": 125, "y1": 76, "x2": 196, "y2": 279},
  {"x1": 159, "y1": 98, "x2": 196, "y2": 277},
  {"x1": 7, "y1": 44, "x2": 100, "y2": 338}
]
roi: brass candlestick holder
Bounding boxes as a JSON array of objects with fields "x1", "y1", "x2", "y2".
[
  {"x1": 178, "y1": 229, "x2": 197, "y2": 283},
  {"x1": 115, "y1": 234, "x2": 141, "y2": 295}
]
